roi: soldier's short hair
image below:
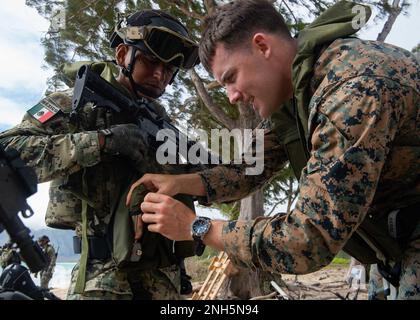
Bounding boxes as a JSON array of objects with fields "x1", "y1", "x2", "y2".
[{"x1": 199, "y1": 0, "x2": 292, "y2": 73}]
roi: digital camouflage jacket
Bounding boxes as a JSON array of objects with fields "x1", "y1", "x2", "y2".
[{"x1": 198, "y1": 37, "x2": 420, "y2": 274}]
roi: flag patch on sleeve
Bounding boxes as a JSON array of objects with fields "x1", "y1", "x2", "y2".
[{"x1": 28, "y1": 98, "x2": 60, "y2": 123}]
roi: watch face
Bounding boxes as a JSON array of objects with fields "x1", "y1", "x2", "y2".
[{"x1": 193, "y1": 217, "x2": 210, "y2": 237}]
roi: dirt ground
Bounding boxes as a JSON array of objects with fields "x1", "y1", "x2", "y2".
[
  {"x1": 278, "y1": 264, "x2": 368, "y2": 300},
  {"x1": 51, "y1": 264, "x2": 367, "y2": 300},
  {"x1": 190, "y1": 264, "x2": 368, "y2": 300}
]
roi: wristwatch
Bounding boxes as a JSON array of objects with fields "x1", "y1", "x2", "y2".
[{"x1": 191, "y1": 216, "x2": 212, "y2": 256}]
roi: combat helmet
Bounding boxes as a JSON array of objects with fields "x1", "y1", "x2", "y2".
[
  {"x1": 110, "y1": 10, "x2": 199, "y2": 70},
  {"x1": 37, "y1": 235, "x2": 50, "y2": 243}
]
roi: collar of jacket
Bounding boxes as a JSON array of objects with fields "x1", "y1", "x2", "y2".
[{"x1": 291, "y1": 0, "x2": 372, "y2": 138}]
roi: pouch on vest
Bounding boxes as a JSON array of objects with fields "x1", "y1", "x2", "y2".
[
  {"x1": 45, "y1": 174, "x2": 83, "y2": 230},
  {"x1": 110, "y1": 181, "x2": 195, "y2": 272}
]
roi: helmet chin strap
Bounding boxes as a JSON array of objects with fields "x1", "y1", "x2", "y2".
[{"x1": 121, "y1": 47, "x2": 165, "y2": 100}]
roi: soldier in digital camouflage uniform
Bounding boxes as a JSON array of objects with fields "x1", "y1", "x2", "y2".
[
  {"x1": 37, "y1": 235, "x2": 57, "y2": 289},
  {"x1": 0, "y1": 9, "x2": 199, "y2": 300},
  {"x1": 0, "y1": 241, "x2": 21, "y2": 269},
  {"x1": 130, "y1": 0, "x2": 420, "y2": 299}
]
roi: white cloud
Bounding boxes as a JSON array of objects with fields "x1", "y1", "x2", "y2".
[
  {"x1": 25, "y1": 182, "x2": 50, "y2": 230},
  {"x1": 0, "y1": 0, "x2": 49, "y2": 34},
  {"x1": 0, "y1": 0, "x2": 53, "y2": 92},
  {"x1": 0, "y1": 96, "x2": 26, "y2": 125},
  {"x1": 0, "y1": 1, "x2": 51, "y2": 231},
  {"x1": 0, "y1": 41, "x2": 52, "y2": 92}
]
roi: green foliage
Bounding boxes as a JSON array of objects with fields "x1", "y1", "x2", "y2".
[
  {"x1": 184, "y1": 245, "x2": 220, "y2": 282},
  {"x1": 210, "y1": 201, "x2": 240, "y2": 220},
  {"x1": 199, "y1": 245, "x2": 219, "y2": 260},
  {"x1": 335, "y1": 251, "x2": 351, "y2": 259},
  {"x1": 331, "y1": 257, "x2": 350, "y2": 265}
]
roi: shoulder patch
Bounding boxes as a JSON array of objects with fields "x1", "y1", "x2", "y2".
[{"x1": 28, "y1": 98, "x2": 60, "y2": 123}]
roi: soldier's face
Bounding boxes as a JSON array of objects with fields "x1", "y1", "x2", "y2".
[
  {"x1": 118, "y1": 45, "x2": 176, "y2": 98},
  {"x1": 211, "y1": 35, "x2": 293, "y2": 119}
]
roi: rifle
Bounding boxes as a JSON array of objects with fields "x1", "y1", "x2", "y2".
[
  {"x1": 0, "y1": 146, "x2": 48, "y2": 273},
  {"x1": 70, "y1": 64, "x2": 219, "y2": 169}
]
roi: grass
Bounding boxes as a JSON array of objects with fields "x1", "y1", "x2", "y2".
[
  {"x1": 331, "y1": 257, "x2": 350, "y2": 265},
  {"x1": 184, "y1": 246, "x2": 219, "y2": 283}
]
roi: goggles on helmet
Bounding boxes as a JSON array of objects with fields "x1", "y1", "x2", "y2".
[{"x1": 116, "y1": 25, "x2": 199, "y2": 70}]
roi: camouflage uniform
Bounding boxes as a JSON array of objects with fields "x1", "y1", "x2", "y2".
[
  {"x1": 0, "y1": 62, "x2": 182, "y2": 300},
  {"x1": 0, "y1": 249, "x2": 10, "y2": 269},
  {"x1": 198, "y1": 38, "x2": 420, "y2": 299},
  {"x1": 39, "y1": 244, "x2": 57, "y2": 289},
  {"x1": 0, "y1": 247, "x2": 21, "y2": 269}
]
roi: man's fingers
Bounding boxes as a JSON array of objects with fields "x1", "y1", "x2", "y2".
[
  {"x1": 144, "y1": 192, "x2": 168, "y2": 203},
  {"x1": 126, "y1": 180, "x2": 142, "y2": 206},
  {"x1": 137, "y1": 174, "x2": 152, "y2": 186},
  {"x1": 140, "y1": 201, "x2": 161, "y2": 213},
  {"x1": 142, "y1": 212, "x2": 159, "y2": 224},
  {"x1": 125, "y1": 174, "x2": 159, "y2": 206},
  {"x1": 143, "y1": 181, "x2": 158, "y2": 193},
  {"x1": 147, "y1": 223, "x2": 160, "y2": 234}
]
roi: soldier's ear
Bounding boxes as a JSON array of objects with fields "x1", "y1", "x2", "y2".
[
  {"x1": 115, "y1": 44, "x2": 130, "y2": 68},
  {"x1": 252, "y1": 33, "x2": 271, "y2": 59}
]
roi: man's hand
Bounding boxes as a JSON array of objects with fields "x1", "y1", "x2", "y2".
[
  {"x1": 140, "y1": 193, "x2": 196, "y2": 241},
  {"x1": 126, "y1": 173, "x2": 206, "y2": 206},
  {"x1": 126, "y1": 174, "x2": 180, "y2": 206},
  {"x1": 100, "y1": 124, "x2": 147, "y2": 165}
]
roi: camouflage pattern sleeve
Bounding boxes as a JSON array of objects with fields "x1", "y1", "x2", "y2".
[
  {"x1": 221, "y1": 75, "x2": 413, "y2": 274},
  {"x1": 198, "y1": 123, "x2": 288, "y2": 204},
  {"x1": 0, "y1": 91, "x2": 101, "y2": 182}
]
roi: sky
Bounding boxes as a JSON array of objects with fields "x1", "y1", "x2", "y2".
[{"x1": 0, "y1": 0, "x2": 419, "y2": 230}]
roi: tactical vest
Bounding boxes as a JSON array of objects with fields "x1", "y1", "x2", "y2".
[
  {"x1": 48, "y1": 61, "x2": 195, "y2": 292},
  {"x1": 271, "y1": 1, "x2": 419, "y2": 268}
]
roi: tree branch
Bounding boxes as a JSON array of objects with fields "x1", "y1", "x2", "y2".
[
  {"x1": 204, "y1": 0, "x2": 217, "y2": 15},
  {"x1": 266, "y1": 197, "x2": 288, "y2": 216},
  {"x1": 377, "y1": 0, "x2": 403, "y2": 42},
  {"x1": 286, "y1": 177, "x2": 298, "y2": 214},
  {"x1": 280, "y1": 0, "x2": 298, "y2": 28},
  {"x1": 166, "y1": 0, "x2": 206, "y2": 21},
  {"x1": 189, "y1": 69, "x2": 238, "y2": 129}
]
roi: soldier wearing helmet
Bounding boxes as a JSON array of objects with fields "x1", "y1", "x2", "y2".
[
  {"x1": 0, "y1": 240, "x2": 21, "y2": 269},
  {"x1": 36, "y1": 235, "x2": 57, "y2": 289},
  {"x1": 0, "y1": 9, "x2": 199, "y2": 300}
]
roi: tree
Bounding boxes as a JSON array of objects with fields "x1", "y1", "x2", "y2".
[
  {"x1": 373, "y1": 0, "x2": 410, "y2": 42},
  {"x1": 412, "y1": 43, "x2": 420, "y2": 62}
]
